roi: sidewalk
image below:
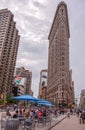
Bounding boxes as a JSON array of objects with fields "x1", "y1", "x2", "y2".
[
  {"x1": 51, "y1": 115, "x2": 85, "y2": 130},
  {"x1": 35, "y1": 114, "x2": 67, "y2": 130}
]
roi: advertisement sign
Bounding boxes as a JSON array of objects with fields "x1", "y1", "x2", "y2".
[{"x1": 15, "y1": 76, "x2": 26, "y2": 86}]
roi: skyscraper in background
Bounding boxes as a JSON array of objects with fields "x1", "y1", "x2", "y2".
[
  {"x1": 80, "y1": 90, "x2": 85, "y2": 109},
  {"x1": 15, "y1": 67, "x2": 32, "y2": 95},
  {"x1": 38, "y1": 69, "x2": 47, "y2": 100},
  {"x1": 47, "y1": 2, "x2": 74, "y2": 107},
  {"x1": 0, "y1": 9, "x2": 20, "y2": 98}
]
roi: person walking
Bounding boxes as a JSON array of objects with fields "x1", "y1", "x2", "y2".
[
  {"x1": 67, "y1": 109, "x2": 70, "y2": 118},
  {"x1": 80, "y1": 110, "x2": 85, "y2": 124}
]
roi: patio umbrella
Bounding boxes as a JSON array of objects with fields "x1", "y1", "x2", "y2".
[
  {"x1": 35, "y1": 98, "x2": 52, "y2": 104},
  {"x1": 38, "y1": 102, "x2": 54, "y2": 107},
  {"x1": 12, "y1": 94, "x2": 41, "y2": 102},
  {"x1": 12, "y1": 95, "x2": 53, "y2": 107}
]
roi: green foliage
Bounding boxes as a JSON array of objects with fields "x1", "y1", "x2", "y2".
[
  {"x1": 0, "y1": 99, "x2": 4, "y2": 105},
  {"x1": 6, "y1": 96, "x2": 19, "y2": 104},
  {"x1": 83, "y1": 102, "x2": 85, "y2": 105},
  {"x1": 72, "y1": 102, "x2": 75, "y2": 105},
  {"x1": 6, "y1": 96, "x2": 11, "y2": 103},
  {"x1": 10, "y1": 99, "x2": 19, "y2": 104}
]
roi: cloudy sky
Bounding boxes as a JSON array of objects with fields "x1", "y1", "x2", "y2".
[{"x1": 0, "y1": 0, "x2": 85, "y2": 99}]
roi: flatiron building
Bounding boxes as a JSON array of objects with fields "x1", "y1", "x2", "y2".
[{"x1": 47, "y1": 2, "x2": 74, "y2": 107}]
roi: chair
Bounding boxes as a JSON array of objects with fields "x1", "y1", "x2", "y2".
[
  {"x1": 45, "y1": 116, "x2": 52, "y2": 127},
  {"x1": 18, "y1": 116, "x2": 25, "y2": 127},
  {"x1": 37, "y1": 117, "x2": 45, "y2": 127},
  {"x1": 24, "y1": 119, "x2": 35, "y2": 130}
]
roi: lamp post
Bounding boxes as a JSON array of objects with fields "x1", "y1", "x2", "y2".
[
  {"x1": 75, "y1": 98, "x2": 78, "y2": 108},
  {"x1": 3, "y1": 90, "x2": 7, "y2": 103},
  {"x1": 54, "y1": 96, "x2": 55, "y2": 105},
  {"x1": 75, "y1": 95, "x2": 80, "y2": 109},
  {"x1": 53, "y1": 95, "x2": 57, "y2": 107}
]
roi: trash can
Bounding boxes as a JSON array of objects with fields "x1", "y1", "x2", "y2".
[{"x1": 5, "y1": 119, "x2": 19, "y2": 130}]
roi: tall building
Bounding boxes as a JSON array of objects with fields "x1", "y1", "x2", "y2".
[
  {"x1": 38, "y1": 69, "x2": 47, "y2": 100},
  {"x1": 0, "y1": 9, "x2": 20, "y2": 98},
  {"x1": 15, "y1": 67, "x2": 32, "y2": 95},
  {"x1": 47, "y1": 2, "x2": 74, "y2": 107},
  {"x1": 80, "y1": 90, "x2": 85, "y2": 109}
]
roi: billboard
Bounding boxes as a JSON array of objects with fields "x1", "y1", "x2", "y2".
[{"x1": 15, "y1": 76, "x2": 26, "y2": 86}]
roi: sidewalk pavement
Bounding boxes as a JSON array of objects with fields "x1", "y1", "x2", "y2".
[
  {"x1": 35, "y1": 114, "x2": 67, "y2": 130},
  {"x1": 51, "y1": 115, "x2": 85, "y2": 130}
]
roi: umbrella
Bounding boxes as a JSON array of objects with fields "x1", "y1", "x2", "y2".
[
  {"x1": 35, "y1": 98, "x2": 52, "y2": 104},
  {"x1": 36, "y1": 99, "x2": 51, "y2": 104},
  {"x1": 38, "y1": 102, "x2": 54, "y2": 107},
  {"x1": 35, "y1": 98, "x2": 54, "y2": 106},
  {"x1": 12, "y1": 94, "x2": 41, "y2": 102},
  {"x1": 12, "y1": 95, "x2": 53, "y2": 106}
]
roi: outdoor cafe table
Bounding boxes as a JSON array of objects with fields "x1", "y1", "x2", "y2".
[{"x1": 23, "y1": 118, "x2": 33, "y2": 130}]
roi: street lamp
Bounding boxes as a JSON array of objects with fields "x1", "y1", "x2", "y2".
[
  {"x1": 53, "y1": 95, "x2": 58, "y2": 107},
  {"x1": 54, "y1": 96, "x2": 55, "y2": 105},
  {"x1": 3, "y1": 90, "x2": 7, "y2": 103},
  {"x1": 75, "y1": 98, "x2": 78, "y2": 108}
]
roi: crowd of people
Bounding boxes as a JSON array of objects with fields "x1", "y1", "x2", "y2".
[
  {"x1": 5, "y1": 106, "x2": 53, "y2": 120},
  {"x1": 5, "y1": 104, "x2": 85, "y2": 125},
  {"x1": 1, "y1": 105, "x2": 85, "y2": 130}
]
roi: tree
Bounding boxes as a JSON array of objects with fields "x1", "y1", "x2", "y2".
[
  {"x1": 6, "y1": 96, "x2": 19, "y2": 104},
  {"x1": 0, "y1": 99, "x2": 4, "y2": 105}
]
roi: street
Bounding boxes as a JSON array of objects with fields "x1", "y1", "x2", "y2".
[{"x1": 51, "y1": 115, "x2": 85, "y2": 130}]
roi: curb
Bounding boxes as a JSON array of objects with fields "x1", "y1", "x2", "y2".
[{"x1": 47, "y1": 116, "x2": 67, "y2": 130}]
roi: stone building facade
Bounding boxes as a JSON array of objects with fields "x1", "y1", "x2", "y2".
[
  {"x1": 14, "y1": 67, "x2": 32, "y2": 95},
  {"x1": 0, "y1": 9, "x2": 20, "y2": 98},
  {"x1": 80, "y1": 90, "x2": 85, "y2": 109},
  {"x1": 38, "y1": 69, "x2": 47, "y2": 100},
  {"x1": 47, "y1": 2, "x2": 74, "y2": 107}
]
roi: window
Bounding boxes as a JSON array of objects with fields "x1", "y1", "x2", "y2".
[
  {"x1": 62, "y1": 62, "x2": 64, "y2": 65},
  {"x1": 62, "y1": 92, "x2": 64, "y2": 98},
  {"x1": 62, "y1": 57, "x2": 64, "y2": 60}
]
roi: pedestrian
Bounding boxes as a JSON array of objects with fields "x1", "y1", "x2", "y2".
[
  {"x1": 80, "y1": 111, "x2": 85, "y2": 124},
  {"x1": 67, "y1": 109, "x2": 70, "y2": 118},
  {"x1": 6, "y1": 109, "x2": 11, "y2": 117},
  {"x1": 13, "y1": 110, "x2": 18, "y2": 118},
  {"x1": 25, "y1": 110, "x2": 30, "y2": 118}
]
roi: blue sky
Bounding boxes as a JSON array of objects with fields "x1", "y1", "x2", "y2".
[{"x1": 0, "y1": 0, "x2": 85, "y2": 99}]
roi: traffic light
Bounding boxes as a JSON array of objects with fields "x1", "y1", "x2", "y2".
[{"x1": 12, "y1": 85, "x2": 18, "y2": 96}]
